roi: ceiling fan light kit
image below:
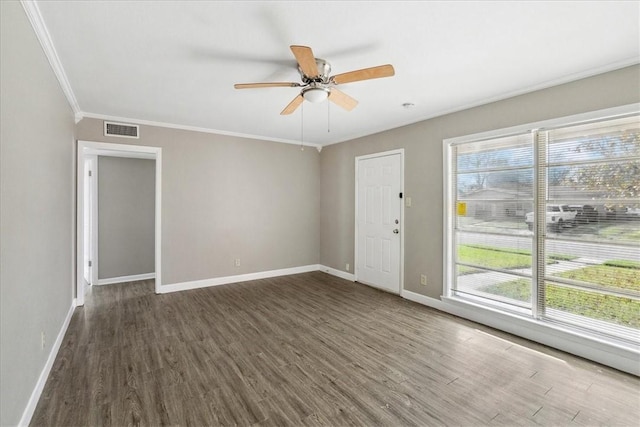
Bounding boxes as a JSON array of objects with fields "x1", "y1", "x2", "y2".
[
  {"x1": 234, "y1": 45, "x2": 395, "y2": 115},
  {"x1": 302, "y1": 86, "x2": 330, "y2": 103}
]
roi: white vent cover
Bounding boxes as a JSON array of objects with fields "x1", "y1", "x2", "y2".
[{"x1": 104, "y1": 121, "x2": 139, "y2": 139}]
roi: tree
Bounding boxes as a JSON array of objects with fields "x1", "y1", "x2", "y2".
[
  {"x1": 458, "y1": 149, "x2": 530, "y2": 194},
  {"x1": 561, "y1": 130, "x2": 640, "y2": 204}
]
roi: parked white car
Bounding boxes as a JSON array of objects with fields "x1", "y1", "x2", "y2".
[
  {"x1": 625, "y1": 206, "x2": 640, "y2": 219},
  {"x1": 525, "y1": 204, "x2": 577, "y2": 232}
]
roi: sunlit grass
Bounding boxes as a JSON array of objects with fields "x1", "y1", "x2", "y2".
[
  {"x1": 480, "y1": 262, "x2": 640, "y2": 328},
  {"x1": 557, "y1": 264, "x2": 640, "y2": 292},
  {"x1": 457, "y1": 245, "x2": 574, "y2": 275}
]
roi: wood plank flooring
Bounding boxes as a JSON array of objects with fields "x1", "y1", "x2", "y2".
[{"x1": 31, "y1": 272, "x2": 639, "y2": 426}]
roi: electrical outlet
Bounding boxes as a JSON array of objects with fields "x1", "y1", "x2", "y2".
[
  {"x1": 346, "y1": 263, "x2": 350, "y2": 271},
  {"x1": 406, "y1": 197, "x2": 412, "y2": 207},
  {"x1": 41, "y1": 331, "x2": 46, "y2": 350},
  {"x1": 234, "y1": 259, "x2": 241, "y2": 267},
  {"x1": 420, "y1": 274, "x2": 427, "y2": 286}
]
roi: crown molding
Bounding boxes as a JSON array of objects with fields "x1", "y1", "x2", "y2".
[
  {"x1": 80, "y1": 112, "x2": 323, "y2": 150},
  {"x1": 21, "y1": 0, "x2": 81, "y2": 117}
]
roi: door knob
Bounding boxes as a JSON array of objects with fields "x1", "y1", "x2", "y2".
[{"x1": 393, "y1": 229, "x2": 399, "y2": 234}]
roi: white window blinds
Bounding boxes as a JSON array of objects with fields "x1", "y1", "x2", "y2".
[
  {"x1": 453, "y1": 133, "x2": 535, "y2": 312},
  {"x1": 537, "y1": 115, "x2": 640, "y2": 343}
]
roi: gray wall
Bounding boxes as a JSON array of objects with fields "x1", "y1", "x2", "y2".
[
  {"x1": 98, "y1": 157, "x2": 155, "y2": 280},
  {"x1": 76, "y1": 121, "x2": 321, "y2": 286},
  {"x1": 320, "y1": 65, "x2": 640, "y2": 297},
  {"x1": 0, "y1": 2, "x2": 75, "y2": 426}
]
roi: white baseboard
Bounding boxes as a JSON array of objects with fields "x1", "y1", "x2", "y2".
[
  {"x1": 158, "y1": 264, "x2": 320, "y2": 294},
  {"x1": 401, "y1": 290, "x2": 640, "y2": 376},
  {"x1": 318, "y1": 265, "x2": 356, "y2": 282},
  {"x1": 401, "y1": 289, "x2": 446, "y2": 309},
  {"x1": 97, "y1": 272, "x2": 155, "y2": 286},
  {"x1": 19, "y1": 299, "x2": 76, "y2": 427}
]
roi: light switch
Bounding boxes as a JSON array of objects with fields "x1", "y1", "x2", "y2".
[{"x1": 406, "y1": 197, "x2": 412, "y2": 207}]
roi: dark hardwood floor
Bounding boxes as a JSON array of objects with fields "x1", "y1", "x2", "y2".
[{"x1": 31, "y1": 272, "x2": 639, "y2": 426}]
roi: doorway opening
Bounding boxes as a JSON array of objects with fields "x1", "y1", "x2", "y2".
[{"x1": 76, "y1": 140, "x2": 162, "y2": 306}]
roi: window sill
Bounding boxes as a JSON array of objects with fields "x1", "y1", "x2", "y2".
[{"x1": 435, "y1": 294, "x2": 639, "y2": 375}]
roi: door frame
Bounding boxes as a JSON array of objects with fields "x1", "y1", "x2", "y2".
[
  {"x1": 82, "y1": 154, "x2": 98, "y2": 288},
  {"x1": 76, "y1": 140, "x2": 162, "y2": 305},
  {"x1": 354, "y1": 149, "x2": 405, "y2": 294}
]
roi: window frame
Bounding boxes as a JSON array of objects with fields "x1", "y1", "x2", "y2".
[{"x1": 443, "y1": 103, "x2": 640, "y2": 352}]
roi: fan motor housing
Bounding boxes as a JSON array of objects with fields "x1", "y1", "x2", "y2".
[{"x1": 299, "y1": 58, "x2": 331, "y2": 83}]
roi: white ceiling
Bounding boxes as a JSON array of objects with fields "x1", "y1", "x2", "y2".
[{"x1": 35, "y1": 1, "x2": 639, "y2": 147}]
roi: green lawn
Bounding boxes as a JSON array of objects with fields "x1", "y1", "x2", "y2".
[
  {"x1": 561, "y1": 220, "x2": 640, "y2": 243},
  {"x1": 599, "y1": 222, "x2": 640, "y2": 242},
  {"x1": 458, "y1": 245, "x2": 532, "y2": 274},
  {"x1": 457, "y1": 242, "x2": 640, "y2": 328},
  {"x1": 479, "y1": 263, "x2": 640, "y2": 328},
  {"x1": 558, "y1": 263, "x2": 640, "y2": 292},
  {"x1": 457, "y1": 244, "x2": 574, "y2": 275},
  {"x1": 604, "y1": 259, "x2": 640, "y2": 269}
]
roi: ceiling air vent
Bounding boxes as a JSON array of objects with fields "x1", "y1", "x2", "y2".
[{"x1": 104, "y1": 121, "x2": 139, "y2": 139}]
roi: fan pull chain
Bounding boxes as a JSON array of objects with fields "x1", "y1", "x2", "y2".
[
  {"x1": 300, "y1": 102, "x2": 304, "y2": 151},
  {"x1": 327, "y1": 101, "x2": 331, "y2": 133}
]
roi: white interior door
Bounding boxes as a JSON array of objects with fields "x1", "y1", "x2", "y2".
[{"x1": 356, "y1": 152, "x2": 402, "y2": 293}]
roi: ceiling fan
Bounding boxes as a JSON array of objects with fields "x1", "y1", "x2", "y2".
[{"x1": 234, "y1": 45, "x2": 395, "y2": 115}]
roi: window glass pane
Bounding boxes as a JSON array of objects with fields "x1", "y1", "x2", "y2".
[
  {"x1": 453, "y1": 133, "x2": 533, "y2": 311},
  {"x1": 540, "y1": 114, "x2": 640, "y2": 343}
]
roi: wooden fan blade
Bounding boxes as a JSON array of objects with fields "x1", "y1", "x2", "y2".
[
  {"x1": 281, "y1": 94, "x2": 304, "y2": 115},
  {"x1": 234, "y1": 82, "x2": 301, "y2": 89},
  {"x1": 332, "y1": 64, "x2": 395, "y2": 85},
  {"x1": 290, "y1": 45, "x2": 319, "y2": 78},
  {"x1": 328, "y1": 88, "x2": 358, "y2": 111}
]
